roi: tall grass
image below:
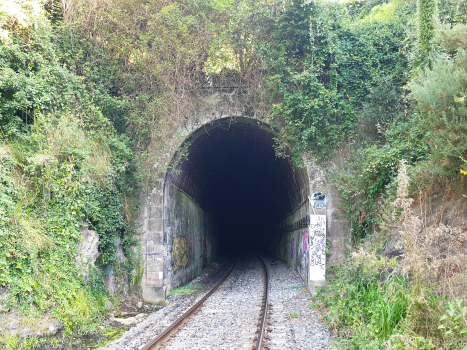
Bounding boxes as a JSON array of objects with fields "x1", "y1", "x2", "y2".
[
  {"x1": 314, "y1": 263, "x2": 409, "y2": 349},
  {"x1": 314, "y1": 160, "x2": 467, "y2": 349}
]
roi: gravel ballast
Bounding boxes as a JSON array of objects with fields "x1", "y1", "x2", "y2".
[
  {"x1": 100, "y1": 254, "x2": 332, "y2": 350},
  {"x1": 263, "y1": 257, "x2": 333, "y2": 350}
]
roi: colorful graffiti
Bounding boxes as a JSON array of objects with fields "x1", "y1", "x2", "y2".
[
  {"x1": 300, "y1": 231, "x2": 308, "y2": 256},
  {"x1": 297, "y1": 230, "x2": 309, "y2": 282},
  {"x1": 189, "y1": 235, "x2": 194, "y2": 248},
  {"x1": 310, "y1": 192, "x2": 327, "y2": 208},
  {"x1": 319, "y1": 237, "x2": 326, "y2": 256},
  {"x1": 172, "y1": 235, "x2": 189, "y2": 272},
  {"x1": 291, "y1": 236, "x2": 295, "y2": 258}
]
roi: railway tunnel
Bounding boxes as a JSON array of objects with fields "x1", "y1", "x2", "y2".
[{"x1": 161, "y1": 116, "x2": 318, "y2": 294}]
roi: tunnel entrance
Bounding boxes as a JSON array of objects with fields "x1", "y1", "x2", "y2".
[{"x1": 163, "y1": 117, "x2": 309, "y2": 288}]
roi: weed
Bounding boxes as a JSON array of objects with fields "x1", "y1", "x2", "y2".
[
  {"x1": 167, "y1": 283, "x2": 204, "y2": 297},
  {"x1": 437, "y1": 299, "x2": 467, "y2": 348},
  {"x1": 290, "y1": 311, "x2": 300, "y2": 318},
  {"x1": 0, "y1": 334, "x2": 63, "y2": 350},
  {"x1": 313, "y1": 160, "x2": 467, "y2": 349}
]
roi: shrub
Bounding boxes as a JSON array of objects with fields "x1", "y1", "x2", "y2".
[
  {"x1": 410, "y1": 24, "x2": 467, "y2": 182},
  {"x1": 257, "y1": 0, "x2": 414, "y2": 160},
  {"x1": 316, "y1": 160, "x2": 467, "y2": 349},
  {"x1": 0, "y1": 2, "x2": 139, "y2": 338}
]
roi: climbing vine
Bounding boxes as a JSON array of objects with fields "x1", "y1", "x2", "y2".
[
  {"x1": 256, "y1": 0, "x2": 413, "y2": 160},
  {"x1": 1, "y1": 0, "x2": 467, "y2": 347}
]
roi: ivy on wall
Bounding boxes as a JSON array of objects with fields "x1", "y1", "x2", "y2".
[
  {"x1": 256, "y1": 0, "x2": 413, "y2": 161},
  {"x1": 0, "y1": 4, "x2": 139, "y2": 335}
]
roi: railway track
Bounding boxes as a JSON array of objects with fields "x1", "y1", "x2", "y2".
[{"x1": 141, "y1": 254, "x2": 270, "y2": 350}]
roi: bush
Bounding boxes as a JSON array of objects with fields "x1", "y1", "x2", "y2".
[
  {"x1": 0, "y1": 1, "x2": 139, "y2": 338},
  {"x1": 410, "y1": 24, "x2": 467, "y2": 182},
  {"x1": 313, "y1": 262, "x2": 409, "y2": 349},
  {"x1": 257, "y1": 0, "x2": 414, "y2": 160},
  {"x1": 315, "y1": 160, "x2": 467, "y2": 350}
]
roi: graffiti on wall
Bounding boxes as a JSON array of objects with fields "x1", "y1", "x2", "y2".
[
  {"x1": 310, "y1": 192, "x2": 327, "y2": 209},
  {"x1": 290, "y1": 236, "x2": 295, "y2": 258},
  {"x1": 300, "y1": 231, "x2": 308, "y2": 255},
  {"x1": 172, "y1": 235, "x2": 189, "y2": 272},
  {"x1": 308, "y1": 215, "x2": 326, "y2": 281},
  {"x1": 189, "y1": 235, "x2": 194, "y2": 248},
  {"x1": 298, "y1": 230, "x2": 309, "y2": 282}
]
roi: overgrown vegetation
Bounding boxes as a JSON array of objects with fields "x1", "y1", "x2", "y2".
[
  {"x1": 305, "y1": 1, "x2": 467, "y2": 348},
  {"x1": 0, "y1": 0, "x2": 139, "y2": 342},
  {"x1": 2, "y1": 0, "x2": 467, "y2": 348},
  {"x1": 315, "y1": 160, "x2": 467, "y2": 349},
  {"x1": 418, "y1": 0, "x2": 438, "y2": 52},
  {"x1": 258, "y1": 0, "x2": 414, "y2": 162},
  {"x1": 167, "y1": 283, "x2": 203, "y2": 297}
]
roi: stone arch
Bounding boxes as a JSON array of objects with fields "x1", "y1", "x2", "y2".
[{"x1": 141, "y1": 90, "x2": 344, "y2": 302}]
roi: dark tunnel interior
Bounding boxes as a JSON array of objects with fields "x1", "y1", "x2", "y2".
[{"x1": 167, "y1": 117, "x2": 308, "y2": 254}]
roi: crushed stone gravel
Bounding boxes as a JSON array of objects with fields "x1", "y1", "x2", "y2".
[{"x1": 100, "y1": 254, "x2": 333, "y2": 350}]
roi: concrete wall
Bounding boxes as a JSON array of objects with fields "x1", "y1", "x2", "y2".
[
  {"x1": 273, "y1": 200, "x2": 327, "y2": 293},
  {"x1": 272, "y1": 160, "x2": 350, "y2": 293},
  {"x1": 306, "y1": 160, "x2": 349, "y2": 268},
  {"x1": 274, "y1": 201, "x2": 309, "y2": 281},
  {"x1": 165, "y1": 187, "x2": 218, "y2": 291}
]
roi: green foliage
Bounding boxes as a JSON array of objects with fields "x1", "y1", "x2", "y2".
[
  {"x1": 314, "y1": 253, "x2": 467, "y2": 349},
  {"x1": 290, "y1": 311, "x2": 300, "y2": 318},
  {"x1": 256, "y1": 0, "x2": 414, "y2": 160},
  {"x1": 0, "y1": 2, "x2": 140, "y2": 338},
  {"x1": 438, "y1": 0, "x2": 467, "y2": 26},
  {"x1": 418, "y1": 0, "x2": 438, "y2": 52},
  {"x1": 331, "y1": 8, "x2": 467, "y2": 244},
  {"x1": 333, "y1": 113, "x2": 428, "y2": 241},
  {"x1": 313, "y1": 264, "x2": 410, "y2": 349},
  {"x1": 0, "y1": 133, "x2": 120, "y2": 333},
  {"x1": 55, "y1": 0, "x2": 239, "y2": 156},
  {"x1": 0, "y1": 154, "x2": 16, "y2": 224},
  {"x1": 410, "y1": 24, "x2": 467, "y2": 182},
  {"x1": 438, "y1": 299, "x2": 467, "y2": 348},
  {"x1": 0, "y1": 324, "x2": 127, "y2": 349},
  {"x1": 0, "y1": 334, "x2": 47, "y2": 350},
  {"x1": 0, "y1": 0, "x2": 465, "y2": 347},
  {"x1": 167, "y1": 283, "x2": 204, "y2": 297}
]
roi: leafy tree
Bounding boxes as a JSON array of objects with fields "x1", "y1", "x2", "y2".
[{"x1": 418, "y1": 0, "x2": 438, "y2": 52}]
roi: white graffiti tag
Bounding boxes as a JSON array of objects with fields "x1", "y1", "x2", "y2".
[{"x1": 308, "y1": 215, "x2": 326, "y2": 281}]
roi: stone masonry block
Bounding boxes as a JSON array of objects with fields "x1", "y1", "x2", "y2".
[
  {"x1": 148, "y1": 193, "x2": 163, "y2": 206},
  {"x1": 146, "y1": 244, "x2": 163, "y2": 255},
  {"x1": 147, "y1": 232, "x2": 163, "y2": 245},
  {"x1": 142, "y1": 285, "x2": 165, "y2": 303},
  {"x1": 148, "y1": 219, "x2": 163, "y2": 232},
  {"x1": 145, "y1": 255, "x2": 164, "y2": 271},
  {"x1": 148, "y1": 206, "x2": 163, "y2": 219},
  {"x1": 146, "y1": 270, "x2": 164, "y2": 283}
]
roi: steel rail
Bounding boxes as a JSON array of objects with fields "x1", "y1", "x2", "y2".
[
  {"x1": 254, "y1": 254, "x2": 269, "y2": 350},
  {"x1": 141, "y1": 254, "x2": 269, "y2": 350},
  {"x1": 141, "y1": 257, "x2": 237, "y2": 350}
]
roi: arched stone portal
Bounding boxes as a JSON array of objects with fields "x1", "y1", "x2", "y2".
[
  {"x1": 163, "y1": 116, "x2": 310, "y2": 291},
  {"x1": 141, "y1": 91, "x2": 346, "y2": 303}
]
